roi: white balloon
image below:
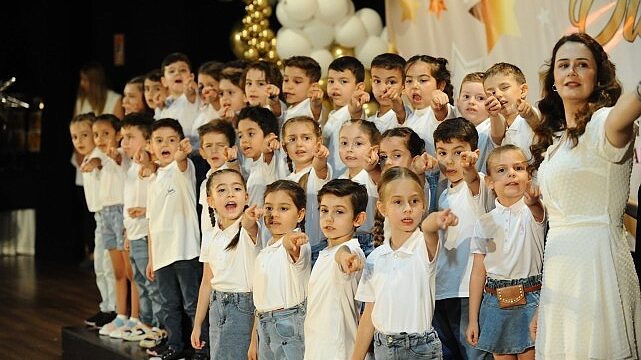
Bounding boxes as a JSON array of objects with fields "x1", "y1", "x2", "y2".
[
  {"x1": 276, "y1": 28, "x2": 312, "y2": 59},
  {"x1": 380, "y1": 26, "x2": 388, "y2": 42},
  {"x1": 355, "y1": 36, "x2": 389, "y2": 69},
  {"x1": 334, "y1": 15, "x2": 368, "y2": 48},
  {"x1": 356, "y1": 8, "x2": 383, "y2": 37},
  {"x1": 276, "y1": 2, "x2": 306, "y2": 29},
  {"x1": 315, "y1": 0, "x2": 350, "y2": 25},
  {"x1": 310, "y1": 49, "x2": 334, "y2": 77},
  {"x1": 282, "y1": 0, "x2": 317, "y2": 22},
  {"x1": 347, "y1": 0, "x2": 355, "y2": 16},
  {"x1": 303, "y1": 18, "x2": 334, "y2": 49}
]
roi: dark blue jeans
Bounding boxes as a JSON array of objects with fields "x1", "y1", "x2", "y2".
[
  {"x1": 433, "y1": 298, "x2": 490, "y2": 360},
  {"x1": 155, "y1": 258, "x2": 208, "y2": 353}
]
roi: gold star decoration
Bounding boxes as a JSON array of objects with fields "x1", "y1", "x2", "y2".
[
  {"x1": 400, "y1": 0, "x2": 421, "y2": 22},
  {"x1": 469, "y1": 0, "x2": 521, "y2": 52},
  {"x1": 429, "y1": 0, "x2": 447, "y2": 18}
]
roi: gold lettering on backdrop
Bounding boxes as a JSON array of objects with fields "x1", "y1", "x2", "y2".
[{"x1": 569, "y1": 0, "x2": 640, "y2": 45}]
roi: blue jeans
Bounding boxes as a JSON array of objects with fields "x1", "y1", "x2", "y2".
[
  {"x1": 155, "y1": 258, "x2": 207, "y2": 353},
  {"x1": 257, "y1": 302, "x2": 306, "y2": 360},
  {"x1": 209, "y1": 290, "x2": 254, "y2": 359},
  {"x1": 433, "y1": 298, "x2": 490, "y2": 360},
  {"x1": 99, "y1": 204, "x2": 125, "y2": 250},
  {"x1": 374, "y1": 329, "x2": 443, "y2": 360},
  {"x1": 128, "y1": 237, "x2": 163, "y2": 327}
]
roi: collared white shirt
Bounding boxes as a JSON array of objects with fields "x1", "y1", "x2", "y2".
[
  {"x1": 356, "y1": 228, "x2": 440, "y2": 334},
  {"x1": 436, "y1": 175, "x2": 494, "y2": 299},
  {"x1": 499, "y1": 115, "x2": 535, "y2": 162},
  {"x1": 475, "y1": 118, "x2": 495, "y2": 174},
  {"x1": 285, "y1": 98, "x2": 315, "y2": 121},
  {"x1": 339, "y1": 169, "x2": 378, "y2": 233},
  {"x1": 156, "y1": 94, "x2": 200, "y2": 139},
  {"x1": 287, "y1": 165, "x2": 332, "y2": 246},
  {"x1": 471, "y1": 197, "x2": 545, "y2": 280},
  {"x1": 368, "y1": 105, "x2": 413, "y2": 134},
  {"x1": 322, "y1": 105, "x2": 352, "y2": 178},
  {"x1": 405, "y1": 104, "x2": 455, "y2": 157},
  {"x1": 123, "y1": 162, "x2": 150, "y2": 240},
  {"x1": 199, "y1": 216, "x2": 261, "y2": 292},
  {"x1": 246, "y1": 151, "x2": 289, "y2": 208},
  {"x1": 191, "y1": 104, "x2": 220, "y2": 141},
  {"x1": 147, "y1": 159, "x2": 200, "y2": 271},
  {"x1": 198, "y1": 164, "x2": 229, "y2": 246},
  {"x1": 252, "y1": 236, "x2": 311, "y2": 312},
  {"x1": 304, "y1": 239, "x2": 365, "y2": 360}
]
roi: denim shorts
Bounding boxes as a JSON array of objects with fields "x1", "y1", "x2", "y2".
[
  {"x1": 373, "y1": 329, "x2": 443, "y2": 360},
  {"x1": 209, "y1": 290, "x2": 255, "y2": 359},
  {"x1": 257, "y1": 302, "x2": 306, "y2": 360},
  {"x1": 476, "y1": 275, "x2": 541, "y2": 354},
  {"x1": 99, "y1": 204, "x2": 125, "y2": 250}
]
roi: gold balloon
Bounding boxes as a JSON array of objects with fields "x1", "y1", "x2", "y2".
[
  {"x1": 254, "y1": 0, "x2": 267, "y2": 7},
  {"x1": 230, "y1": 22, "x2": 248, "y2": 59},
  {"x1": 362, "y1": 101, "x2": 379, "y2": 117},
  {"x1": 271, "y1": 38, "x2": 277, "y2": 47},
  {"x1": 259, "y1": 19, "x2": 269, "y2": 28},
  {"x1": 241, "y1": 29, "x2": 251, "y2": 41},
  {"x1": 259, "y1": 29, "x2": 274, "y2": 41},
  {"x1": 329, "y1": 43, "x2": 355, "y2": 59},
  {"x1": 364, "y1": 69, "x2": 371, "y2": 93},
  {"x1": 317, "y1": 77, "x2": 328, "y2": 94},
  {"x1": 244, "y1": 48, "x2": 259, "y2": 61},
  {"x1": 256, "y1": 40, "x2": 269, "y2": 52},
  {"x1": 246, "y1": 4, "x2": 255, "y2": 12},
  {"x1": 251, "y1": 10, "x2": 264, "y2": 22},
  {"x1": 250, "y1": 24, "x2": 261, "y2": 35}
]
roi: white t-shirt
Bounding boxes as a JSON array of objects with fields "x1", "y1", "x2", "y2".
[
  {"x1": 156, "y1": 94, "x2": 200, "y2": 139},
  {"x1": 123, "y1": 162, "x2": 150, "y2": 240},
  {"x1": 191, "y1": 104, "x2": 220, "y2": 136},
  {"x1": 406, "y1": 104, "x2": 455, "y2": 157},
  {"x1": 436, "y1": 175, "x2": 494, "y2": 299},
  {"x1": 356, "y1": 227, "x2": 439, "y2": 334},
  {"x1": 74, "y1": 89, "x2": 121, "y2": 116},
  {"x1": 339, "y1": 169, "x2": 378, "y2": 233},
  {"x1": 322, "y1": 105, "x2": 352, "y2": 178},
  {"x1": 98, "y1": 148, "x2": 127, "y2": 207},
  {"x1": 146, "y1": 159, "x2": 200, "y2": 271},
  {"x1": 246, "y1": 151, "x2": 289, "y2": 208},
  {"x1": 499, "y1": 115, "x2": 535, "y2": 162},
  {"x1": 252, "y1": 236, "x2": 311, "y2": 312},
  {"x1": 471, "y1": 197, "x2": 545, "y2": 280},
  {"x1": 287, "y1": 165, "x2": 332, "y2": 246},
  {"x1": 81, "y1": 147, "x2": 107, "y2": 212},
  {"x1": 304, "y1": 239, "x2": 365, "y2": 360},
  {"x1": 199, "y1": 217, "x2": 261, "y2": 292},
  {"x1": 475, "y1": 119, "x2": 495, "y2": 175},
  {"x1": 285, "y1": 98, "x2": 314, "y2": 121},
  {"x1": 368, "y1": 105, "x2": 413, "y2": 134}
]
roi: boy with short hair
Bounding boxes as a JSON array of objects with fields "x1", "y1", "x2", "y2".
[
  {"x1": 282, "y1": 56, "x2": 324, "y2": 121},
  {"x1": 144, "y1": 69, "x2": 168, "y2": 116},
  {"x1": 322, "y1": 56, "x2": 366, "y2": 178},
  {"x1": 141, "y1": 118, "x2": 206, "y2": 360},
  {"x1": 304, "y1": 179, "x2": 368, "y2": 360},
  {"x1": 483, "y1": 63, "x2": 539, "y2": 161},
  {"x1": 457, "y1": 72, "x2": 493, "y2": 174},
  {"x1": 432, "y1": 117, "x2": 494, "y2": 360},
  {"x1": 367, "y1": 53, "x2": 410, "y2": 133}
]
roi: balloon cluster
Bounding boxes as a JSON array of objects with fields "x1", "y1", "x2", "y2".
[
  {"x1": 274, "y1": 0, "x2": 388, "y2": 116},
  {"x1": 230, "y1": 0, "x2": 278, "y2": 62}
]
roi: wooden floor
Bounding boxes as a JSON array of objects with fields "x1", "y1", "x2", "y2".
[{"x1": 0, "y1": 255, "x2": 99, "y2": 360}]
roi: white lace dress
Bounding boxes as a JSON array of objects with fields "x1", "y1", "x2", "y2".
[{"x1": 536, "y1": 107, "x2": 641, "y2": 359}]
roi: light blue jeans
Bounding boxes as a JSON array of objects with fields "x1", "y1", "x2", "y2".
[
  {"x1": 374, "y1": 329, "x2": 443, "y2": 360},
  {"x1": 209, "y1": 290, "x2": 254, "y2": 359},
  {"x1": 257, "y1": 302, "x2": 306, "y2": 360},
  {"x1": 128, "y1": 237, "x2": 163, "y2": 327},
  {"x1": 99, "y1": 204, "x2": 125, "y2": 250}
]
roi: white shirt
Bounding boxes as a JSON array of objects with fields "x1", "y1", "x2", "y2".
[
  {"x1": 356, "y1": 227, "x2": 439, "y2": 333},
  {"x1": 322, "y1": 105, "x2": 352, "y2": 178},
  {"x1": 123, "y1": 162, "x2": 150, "y2": 240},
  {"x1": 156, "y1": 94, "x2": 200, "y2": 139},
  {"x1": 475, "y1": 119, "x2": 495, "y2": 175},
  {"x1": 199, "y1": 164, "x2": 229, "y2": 245},
  {"x1": 147, "y1": 159, "x2": 200, "y2": 271},
  {"x1": 98, "y1": 148, "x2": 127, "y2": 207},
  {"x1": 340, "y1": 169, "x2": 378, "y2": 233},
  {"x1": 500, "y1": 115, "x2": 535, "y2": 162},
  {"x1": 246, "y1": 151, "x2": 290, "y2": 208},
  {"x1": 406, "y1": 104, "x2": 455, "y2": 157},
  {"x1": 70, "y1": 153, "x2": 83, "y2": 186},
  {"x1": 471, "y1": 197, "x2": 545, "y2": 280},
  {"x1": 81, "y1": 147, "x2": 106, "y2": 212},
  {"x1": 252, "y1": 236, "x2": 311, "y2": 312},
  {"x1": 287, "y1": 165, "x2": 332, "y2": 246},
  {"x1": 191, "y1": 104, "x2": 220, "y2": 136},
  {"x1": 199, "y1": 217, "x2": 261, "y2": 292},
  {"x1": 436, "y1": 175, "x2": 494, "y2": 299},
  {"x1": 304, "y1": 239, "x2": 365, "y2": 360},
  {"x1": 368, "y1": 105, "x2": 413, "y2": 134},
  {"x1": 285, "y1": 98, "x2": 314, "y2": 121}
]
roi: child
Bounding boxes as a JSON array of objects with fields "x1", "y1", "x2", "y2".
[
  {"x1": 304, "y1": 179, "x2": 368, "y2": 360},
  {"x1": 119, "y1": 113, "x2": 165, "y2": 345},
  {"x1": 367, "y1": 53, "x2": 409, "y2": 133},
  {"x1": 338, "y1": 119, "x2": 381, "y2": 256},
  {"x1": 217, "y1": 67, "x2": 247, "y2": 126},
  {"x1": 142, "y1": 118, "x2": 205, "y2": 359},
  {"x1": 243, "y1": 60, "x2": 285, "y2": 124},
  {"x1": 70, "y1": 113, "x2": 117, "y2": 328},
  {"x1": 144, "y1": 69, "x2": 168, "y2": 115},
  {"x1": 281, "y1": 116, "x2": 331, "y2": 258},
  {"x1": 466, "y1": 145, "x2": 545, "y2": 359},
  {"x1": 89, "y1": 114, "x2": 139, "y2": 339},
  {"x1": 191, "y1": 169, "x2": 261, "y2": 359},
  {"x1": 191, "y1": 61, "x2": 224, "y2": 137},
  {"x1": 250, "y1": 180, "x2": 311, "y2": 360},
  {"x1": 322, "y1": 56, "x2": 366, "y2": 177},
  {"x1": 157, "y1": 52, "x2": 200, "y2": 147},
  {"x1": 456, "y1": 72, "x2": 493, "y2": 174},
  {"x1": 483, "y1": 63, "x2": 539, "y2": 161},
  {"x1": 197, "y1": 120, "x2": 239, "y2": 243},
  {"x1": 282, "y1": 56, "x2": 323, "y2": 121},
  {"x1": 432, "y1": 118, "x2": 495, "y2": 360},
  {"x1": 352, "y1": 166, "x2": 458, "y2": 360},
  {"x1": 122, "y1": 75, "x2": 153, "y2": 117}
]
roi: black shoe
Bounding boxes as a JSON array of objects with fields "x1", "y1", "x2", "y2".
[
  {"x1": 84, "y1": 311, "x2": 103, "y2": 326},
  {"x1": 150, "y1": 347, "x2": 185, "y2": 360},
  {"x1": 94, "y1": 311, "x2": 116, "y2": 328},
  {"x1": 190, "y1": 352, "x2": 209, "y2": 360},
  {"x1": 146, "y1": 341, "x2": 169, "y2": 356}
]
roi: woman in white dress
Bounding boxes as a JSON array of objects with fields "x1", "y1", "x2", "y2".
[{"x1": 530, "y1": 32, "x2": 641, "y2": 359}]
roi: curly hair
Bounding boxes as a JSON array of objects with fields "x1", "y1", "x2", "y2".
[{"x1": 531, "y1": 33, "x2": 621, "y2": 170}]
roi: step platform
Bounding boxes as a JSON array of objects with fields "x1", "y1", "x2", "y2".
[{"x1": 61, "y1": 326, "x2": 148, "y2": 360}]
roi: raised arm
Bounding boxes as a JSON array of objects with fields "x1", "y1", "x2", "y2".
[
  {"x1": 421, "y1": 209, "x2": 458, "y2": 261},
  {"x1": 605, "y1": 83, "x2": 641, "y2": 148},
  {"x1": 460, "y1": 151, "x2": 481, "y2": 196}
]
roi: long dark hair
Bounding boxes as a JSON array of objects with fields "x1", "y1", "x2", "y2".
[
  {"x1": 264, "y1": 180, "x2": 307, "y2": 233},
  {"x1": 205, "y1": 169, "x2": 247, "y2": 251},
  {"x1": 531, "y1": 32, "x2": 621, "y2": 169}
]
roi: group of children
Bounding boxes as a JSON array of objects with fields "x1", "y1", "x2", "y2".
[{"x1": 70, "y1": 50, "x2": 547, "y2": 360}]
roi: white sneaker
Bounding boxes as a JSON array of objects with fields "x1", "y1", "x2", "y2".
[
  {"x1": 98, "y1": 316, "x2": 126, "y2": 336},
  {"x1": 109, "y1": 319, "x2": 136, "y2": 339},
  {"x1": 122, "y1": 322, "x2": 152, "y2": 342}
]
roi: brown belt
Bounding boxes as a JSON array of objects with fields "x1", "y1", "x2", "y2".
[{"x1": 484, "y1": 284, "x2": 541, "y2": 296}]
